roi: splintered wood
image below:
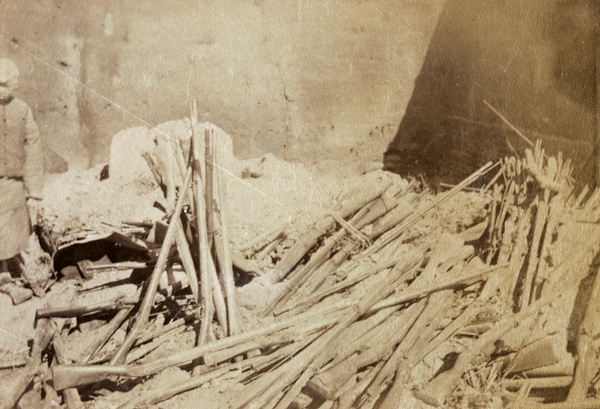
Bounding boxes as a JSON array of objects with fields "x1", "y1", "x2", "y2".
[{"x1": 15, "y1": 134, "x2": 600, "y2": 409}]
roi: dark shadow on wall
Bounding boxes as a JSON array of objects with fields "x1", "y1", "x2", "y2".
[{"x1": 384, "y1": 0, "x2": 598, "y2": 187}]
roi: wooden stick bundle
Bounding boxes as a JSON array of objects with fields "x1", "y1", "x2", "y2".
[
  {"x1": 51, "y1": 303, "x2": 350, "y2": 390},
  {"x1": 369, "y1": 299, "x2": 453, "y2": 409},
  {"x1": 233, "y1": 253, "x2": 422, "y2": 409},
  {"x1": 414, "y1": 297, "x2": 551, "y2": 407},
  {"x1": 264, "y1": 203, "x2": 375, "y2": 317},
  {"x1": 567, "y1": 264, "x2": 600, "y2": 401},
  {"x1": 281, "y1": 258, "x2": 398, "y2": 314},
  {"x1": 340, "y1": 162, "x2": 497, "y2": 277},
  {"x1": 268, "y1": 181, "x2": 391, "y2": 285},
  {"x1": 38, "y1": 133, "x2": 600, "y2": 409},
  {"x1": 110, "y1": 166, "x2": 193, "y2": 365},
  {"x1": 308, "y1": 301, "x2": 426, "y2": 402}
]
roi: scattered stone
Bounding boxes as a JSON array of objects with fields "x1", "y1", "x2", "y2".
[
  {"x1": 0, "y1": 272, "x2": 12, "y2": 286},
  {"x1": 0, "y1": 284, "x2": 33, "y2": 305}
]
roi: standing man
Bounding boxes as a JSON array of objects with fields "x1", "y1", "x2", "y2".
[{"x1": 0, "y1": 58, "x2": 44, "y2": 286}]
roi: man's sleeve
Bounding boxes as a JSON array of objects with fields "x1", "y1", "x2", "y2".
[{"x1": 23, "y1": 106, "x2": 44, "y2": 198}]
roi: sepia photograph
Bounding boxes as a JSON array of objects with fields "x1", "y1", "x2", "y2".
[{"x1": 0, "y1": 1, "x2": 598, "y2": 408}]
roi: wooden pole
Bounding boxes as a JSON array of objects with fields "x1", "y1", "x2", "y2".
[
  {"x1": 175, "y1": 224, "x2": 199, "y2": 303},
  {"x1": 596, "y1": 43, "x2": 600, "y2": 187},
  {"x1": 213, "y1": 158, "x2": 240, "y2": 335},
  {"x1": 207, "y1": 252, "x2": 228, "y2": 335},
  {"x1": 191, "y1": 101, "x2": 213, "y2": 346},
  {"x1": 205, "y1": 127, "x2": 215, "y2": 250}
]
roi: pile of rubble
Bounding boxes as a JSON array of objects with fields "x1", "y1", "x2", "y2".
[{"x1": 1, "y1": 111, "x2": 600, "y2": 409}]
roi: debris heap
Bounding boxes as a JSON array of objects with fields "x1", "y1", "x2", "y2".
[{"x1": 3, "y1": 113, "x2": 600, "y2": 409}]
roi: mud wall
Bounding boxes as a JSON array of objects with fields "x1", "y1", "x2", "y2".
[
  {"x1": 385, "y1": 0, "x2": 598, "y2": 187},
  {"x1": 0, "y1": 0, "x2": 443, "y2": 170}
]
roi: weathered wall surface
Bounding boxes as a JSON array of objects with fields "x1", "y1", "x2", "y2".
[
  {"x1": 0, "y1": 0, "x2": 443, "y2": 170},
  {"x1": 385, "y1": 0, "x2": 598, "y2": 186}
]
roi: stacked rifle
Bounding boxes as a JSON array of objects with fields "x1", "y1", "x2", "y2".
[{"x1": 9, "y1": 133, "x2": 600, "y2": 409}]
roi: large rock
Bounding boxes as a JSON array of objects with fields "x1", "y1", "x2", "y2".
[
  {"x1": 108, "y1": 126, "x2": 155, "y2": 187},
  {"x1": 108, "y1": 119, "x2": 240, "y2": 186},
  {"x1": 150, "y1": 119, "x2": 242, "y2": 192}
]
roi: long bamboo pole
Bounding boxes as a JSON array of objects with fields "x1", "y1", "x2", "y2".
[
  {"x1": 213, "y1": 144, "x2": 240, "y2": 335},
  {"x1": 175, "y1": 224, "x2": 199, "y2": 303},
  {"x1": 205, "y1": 127, "x2": 215, "y2": 249},
  {"x1": 191, "y1": 101, "x2": 213, "y2": 346}
]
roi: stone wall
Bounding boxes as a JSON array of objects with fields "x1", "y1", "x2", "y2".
[{"x1": 0, "y1": 0, "x2": 443, "y2": 170}]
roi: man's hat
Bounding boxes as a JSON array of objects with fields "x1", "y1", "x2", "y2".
[{"x1": 0, "y1": 58, "x2": 19, "y2": 82}]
